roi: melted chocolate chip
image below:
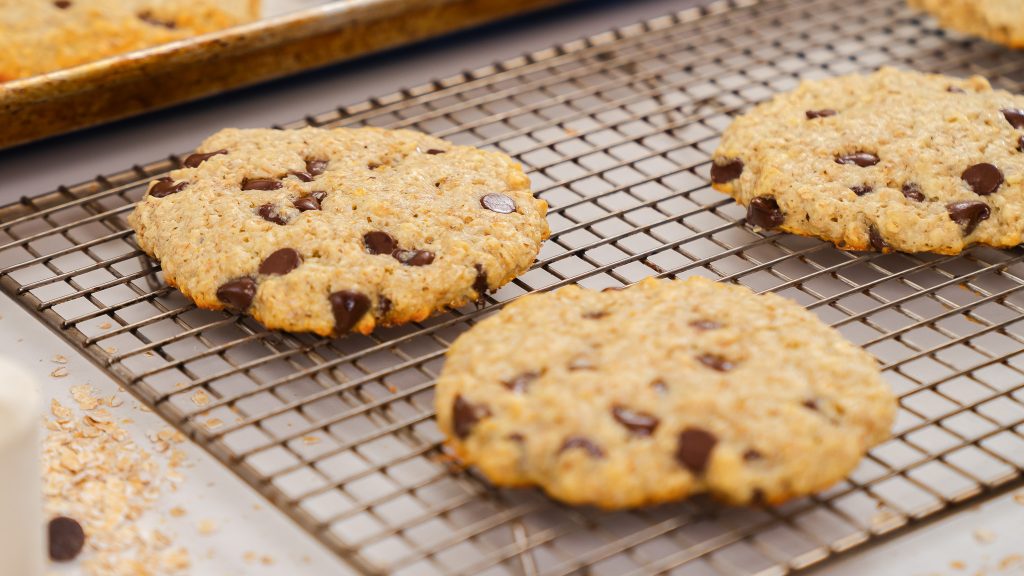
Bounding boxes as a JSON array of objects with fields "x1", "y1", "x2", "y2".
[
  {"x1": 54, "y1": 0, "x2": 72, "y2": 8},
  {"x1": 747, "y1": 196, "x2": 784, "y2": 229},
  {"x1": 835, "y1": 152, "x2": 880, "y2": 167},
  {"x1": 710, "y1": 158, "x2": 744, "y2": 183},
  {"x1": 676, "y1": 428, "x2": 717, "y2": 473},
  {"x1": 149, "y1": 177, "x2": 188, "y2": 198},
  {"x1": 259, "y1": 248, "x2": 302, "y2": 276},
  {"x1": 612, "y1": 406, "x2": 660, "y2": 436},
  {"x1": 393, "y1": 249, "x2": 435, "y2": 266},
  {"x1": 868, "y1": 225, "x2": 888, "y2": 252},
  {"x1": 311, "y1": 191, "x2": 328, "y2": 203},
  {"x1": 689, "y1": 319, "x2": 722, "y2": 331},
  {"x1": 452, "y1": 395, "x2": 490, "y2": 438},
  {"x1": 480, "y1": 193, "x2": 517, "y2": 214},
  {"x1": 377, "y1": 296, "x2": 392, "y2": 317},
  {"x1": 329, "y1": 290, "x2": 371, "y2": 333},
  {"x1": 241, "y1": 178, "x2": 282, "y2": 191},
  {"x1": 216, "y1": 278, "x2": 256, "y2": 310},
  {"x1": 946, "y1": 201, "x2": 991, "y2": 234},
  {"x1": 902, "y1": 182, "x2": 925, "y2": 202},
  {"x1": 426, "y1": 149, "x2": 446, "y2": 155},
  {"x1": 137, "y1": 10, "x2": 175, "y2": 28},
  {"x1": 503, "y1": 372, "x2": 538, "y2": 394},
  {"x1": 473, "y1": 264, "x2": 489, "y2": 297},
  {"x1": 289, "y1": 170, "x2": 314, "y2": 182},
  {"x1": 293, "y1": 196, "x2": 321, "y2": 212},
  {"x1": 583, "y1": 311, "x2": 609, "y2": 319},
  {"x1": 962, "y1": 163, "x2": 1004, "y2": 196},
  {"x1": 806, "y1": 109, "x2": 837, "y2": 119},
  {"x1": 559, "y1": 436, "x2": 605, "y2": 458},
  {"x1": 48, "y1": 516, "x2": 85, "y2": 562},
  {"x1": 743, "y1": 449, "x2": 763, "y2": 462},
  {"x1": 306, "y1": 159, "x2": 328, "y2": 176},
  {"x1": 257, "y1": 203, "x2": 288, "y2": 225},
  {"x1": 697, "y1": 353, "x2": 734, "y2": 372},
  {"x1": 851, "y1": 185, "x2": 873, "y2": 196},
  {"x1": 947, "y1": 86, "x2": 965, "y2": 94},
  {"x1": 363, "y1": 231, "x2": 397, "y2": 255},
  {"x1": 1002, "y1": 108, "x2": 1024, "y2": 129},
  {"x1": 183, "y1": 149, "x2": 227, "y2": 168},
  {"x1": 802, "y1": 398, "x2": 819, "y2": 411}
]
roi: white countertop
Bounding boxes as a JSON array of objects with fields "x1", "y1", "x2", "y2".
[{"x1": 2, "y1": 0, "x2": 1022, "y2": 574}]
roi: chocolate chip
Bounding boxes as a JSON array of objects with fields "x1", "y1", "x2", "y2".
[
  {"x1": 651, "y1": 379, "x2": 668, "y2": 394},
  {"x1": 806, "y1": 109, "x2": 837, "y2": 119},
  {"x1": 259, "y1": 248, "x2": 302, "y2": 276},
  {"x1": 697, "y1": 353, "x2": 734, "y2": 372},
  {"x1": 802, "y1": 399, "x2": 819, "y2": 411},
  {"x1": 947, "y1": 86, "x2": 965, "y2": 93},
  {"x1": 393, "y1": 249, "x2": 435, "y2": 266},
  {"x1": 946, "y1": 201, "x2": 991, "y2": 234},
  {"x1": 363, "y1": 231, "x2": 397, "y2": 255},
  {"x1": 689, "y1": 319, "x2": 722, "y2": 331},
  {"x1": 217, "y1": 278, "x2": 257, "y2": 310},
  {"x1": 473, "y1": 264, "x2": 489, "y2": 297},
  {"x1": 835, "y1": 152, "x2": 880, "y2": 167},
  {"x1": 149, "y1": 177, "x2": 188, "y2": 198},
  {"x1": 743, "y1": 449, "x2": 763, "y2": 461},
  {"x1": 612, "y1": 406, "x2": 660, "y2": 436},
  {"x1": 868, "y1": 225, "x2": 888, "y2": 252},
  {"x1": 306, "y1": 159, "x2": 328, "y2": 176},
  {"x1": 559, "y1": 436, "x2": 604, "y2": 458},
  {"x1": 962, "y1": 163, "x2": 1004, "y2": 196},
  {"x1": 137, "y1": 10, "x2": 175, "y2": 28},
  {"x1": 425, "y1": 149, "x2": 446, "y2": 155},
  {"x1": 329, "y1": 290, "x2": 371, "y2": 333},
  {"x1": 288, "y1": 170, "x2": 314, "y2": 182},
  {"x1": 183, "y1": 149, "x2": 227, "y2": 168},
  {"x1": 293, "y1": 196, "x2": 321, "y2": 212},
  {"x1": 452, "y1": 395, "x2": 490, "y2": 438},
  {"x1": 503, "y1": 372, "x2": 538, "y2": 393},
  {"x1": 902, "y1": 182, "x2": 925, "y2": 202},
  {"x1": 48, "y1": 516, "x2": 85, "y2": 562},
  {"x1": 583, "y1": 311, "x2": 609, "y2": 319},
  {"x1": 377, "y1": 296, "x2": 392, "y2": 317},
  {"x1": 480, "y1": 193, "x2": 516, "y2": 214},
  {"x1": 851, "y1": 185, "x2": 873, "y2": 196},
  {"x1": 747, "y1": 196, "x2": 784, "y2": 229},
  {"x1": 1002, "y1": 108, "x2": 1024, "y2": 129},
  {"x1": 54, "y1": 0, "x2": 72, "y2": 8},
  {"x1": 507, "y1": 433, "x2": 525, "y2": 442},
  {"x1": 710, "y1": 158, "x2": 744, "y2": 183},
  {"x1": 367, "y1": 161, "x2": 381, "y2": 170},
  {"x1": 257, "y1": 203, "x2": 288, "y2": 225},
  {"x1": 311, "y1": 191, "x2": 328, "y2": 203},
  {"x1": 241, "y1": 178, "x2": 282, "y2": 191},
  {"x1": 676, "y1": 428, "x2": 717, "y2": 473}
]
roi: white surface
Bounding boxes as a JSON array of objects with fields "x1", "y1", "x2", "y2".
[
  {"x1": 1, "y1": 0, "x2": 1022, "y2": 574},
  {"x1": 0, "y1": 359, "x2": 45, "y2": 576}
]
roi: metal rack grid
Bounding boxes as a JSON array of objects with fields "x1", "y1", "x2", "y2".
[{"x1": 3, "y1": 0, "x2": 1024, "y2": 573}]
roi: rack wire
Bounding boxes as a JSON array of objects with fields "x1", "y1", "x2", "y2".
[{"x1": 3, "y1": 0, "x2": 1024, "y2": 573}]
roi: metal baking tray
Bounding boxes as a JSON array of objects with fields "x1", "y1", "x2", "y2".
[
  {"x1": 3, "y1": 0, "x2": 1024, "y2": 574},
  {"x1": 0, "y1": 0, "x2": 574, "y2": 150}
]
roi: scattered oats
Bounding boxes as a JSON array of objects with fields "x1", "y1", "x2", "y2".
[
  {"x1": 71, "y1": 384, "x2": 100, "y2": 410},
  {"x1": 204, "y1": 417, "x2": 224, "y2": 429},
  {"x1": 162, "y1": 547, "x2": 190, "y2": 571},
  {"x1": 50, "y1": 366, "x2": 69, "y2": 378},
  {"x1": 302, "y1": 435, "x2": 321, "y2": 445},
  {"x1": 98, "y1": 321, "x2": 112, "y2": 330},
  {"x1": 951, "y1": 560, "x2": 966, "y2": 570},
  {"x1": 51, "y1": 399, "x2": 73, "y2": 421},
  {"x1": 107, "y1": 395, "x2": 123, "y2": 408},
  {"x1": 197, "y1": 519, "x2": 217, "y2": 535},
  {"x1": 1000, "y1": 554, "x2": 1023, "y2": 570},
  {"x1": 52, "y1": 354, "x2": 68, "y2": 364},
  {"x1": 243, "y1": 551, "x2": 259, "y2": 564},
  {"x1": 974, "y1": 528, "x2": 997, "y2": 544},
  {"x1": 169, "y1": 506, "x2": 187, "y2": 518},
  {"x1": 260, "y1": 555, "x2": 275, "y2": 566},
  {"x1": 190, "y1": 389, "x2": 210, "y2": 407}
]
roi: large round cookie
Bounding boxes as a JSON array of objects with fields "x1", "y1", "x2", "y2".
[
  {"x1": 129, "y1": 127, "x2": 549, "y2": 336},
  {"x1": 434, "y1": 277, "x2": 896, "y2": 509},
  {"x1": 910, "y1": 0, "x2": 1024, "y2": 49},
  {"x1": 711, "y1": 67, "x2": 1024, "y2": 255}
]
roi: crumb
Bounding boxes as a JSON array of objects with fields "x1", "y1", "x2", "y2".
[
  {"x1": 260, "y1": 555, "x2": 274, "y2": 566},
  {"x1": 197, "y1": 519, "x2": 217, "y2": 535},
  {"x1": 50, "y1": 366, "x2": 69, "y2": 378},
  {"x1": 974, "y1": 528, "x2": 997, "y2": 544},
  {"x1": 302, "y1": 436, "x2": 320, "y2": 445},
  {"x1": 386, "y1": 384, "x2": 397, "y2": 393},
  {"x1": 204, "y1": 417, "x2": 224, "y2": 429},
  {"x1": 190, "y1": 389, "x2": 210, "y2": 407},
  {"x1": 169, "y1": 506, "x2": 187, "y2": 518},
  {"x1": 243, "y1": 551, "x2": 258, "y2": 564},
  {"x1": 104, "y1": 346, "x2": 117, "y2": 354},
  {"x1": 1014, "y1": 492, "x2": 1024, "y2": 506},
  {"x1": 52, "y1": 354, "x2": 68, "y2": 364},
  {"x1": 951, "y1": 560, "x2": 966, "y2": 570},
  {"x1": 98, "y1": 321, "x2": 112, "y2": 329},
  {"x1": 1000, "y1": 554, "x2": 1023, "y2": 570}
]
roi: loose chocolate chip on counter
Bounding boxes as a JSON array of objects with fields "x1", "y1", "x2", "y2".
[
  {"x1": 962, "y1": 163, "x2": 1004, "y2": 196},
  {"x1": 183, "y1": 149, "x2": 227, "y2": 168},
  {"x1": 868, "y1": 225, "x2": 888, "y2": 252},
  {"x1": 743, "y1": 449, "x2": 763, "y2": 461},
  {"x1": 48, "y1": 516, "x2": 85, "y2": 562},
  {"x1": 137, "y1": 10, "x2": 175, "y2": 28},
  {"x1": 805, "y1": 109, "x2": 837, "y2": 119},
  {"x1": 559, "y1": 436, "x2": 605, "y2": 458},
  {"x1": 425, "y1": 149, "x2": 446, "y2": 155},
  {"x1": 393, "y1": 249, "x2": 435, "y2": 266},
  {"x1": 612, "y1": 406, "x2": 660, "y2": 436},
  {"x1": 293, "y1": 196, "x2": 321, "y2": 212},
  {"x1": 241, "y1": 178, "x2": 282, "y2": 191},
  {"x1": 901, "y1": 182, "x2": 925, "y2": 202},
  {"x1": 452, "y1": 395, "x2": 490, "y2": 438},
  {"x1": 689, "y1": 319, "x2": 722, "y2": 331},
  {"x1": 149, "y1": 177, "x2": 187, "y2": 198},
  {"x1": 946, "y1": 201, "x2": 991, "y2": 234},
  {"x1": 676, "y1": 428, "x2": 717, "y2": 473},
  {"x1": 1002, "y1": 108, "x2": 1024, "y2": 129},
  {"x1": 288, "y1": 170, "x2": 314, "y2": 182},
  {"x1": 329, "y1": 290, "x2": 371, "y2": 333},
  {"x1": 259, "y1": 248, "x2": 302, "y2": 276},
  {"x1": 746, "y1": 196, "x2": 784, "y2": 229},
  {"x1": 363, "y1": 231, "x2": 397, "y2": 255},
  {"x1": 697, "y1": 353, "x2": 735, "y2": 372},
  {"x1": 503, "y1": 372, "x2": 539, "y2": 394},
  {"x1": 54, "y1": 1, "x2": 72, "y2": 8},
  {"x1": 311, "y1": 191, "x2": 328, "y2": 203},
  {"x1": 216, "y1": 278, "x2": 257, "y2": 310},
  {"x1": 257, "y1": 203, "x2": 288, "y2": 225},
  {"x1": 835, "y1": 152, "x2": 880, "y2": 167},
  {"x1": 473, "y1": 264, "x2": 489, "y2": 297},
  {"x1": 306, "y1": 159, "x2": 329, "y2": 177},
  {"x1": 710, "y1": 158, "x2": 744, "y2": 183},
  {"x1": 480, "y1": 193, "x2": 517, "y2": 214},
  {"x1": 851, "y1": 185, "x2": 873, "y2": 196}
]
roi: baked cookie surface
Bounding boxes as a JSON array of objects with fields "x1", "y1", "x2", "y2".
[
  {"x1": 910, "y1": 0, "x2": 1024, "y2": 48},
  {"x1": 434, "y1": 277, "x2": 896, "y2": 509},
  {"x1": 0, "y1": 0, "x2": 259, "y2": 81},
  {"x1": 712, "y1": 67, "x2": 1024, "y2": 255},
  {"x1": 129, "y1": 127, "x2": 549, "y2": 336}
]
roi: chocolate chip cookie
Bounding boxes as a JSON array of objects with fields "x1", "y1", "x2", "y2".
[
  {"x1": 434, "y1": 277, "x2": 896, "y2": 509},
  {"x1": 129, "y1": 127, "x2": 549, "y2": 336},
  {"x1": 712, "y1": 67, "x2": 1024, "y2": 255},
  {"x1": 910, "y1": 0, "x2": 1024, "y2": 49}
]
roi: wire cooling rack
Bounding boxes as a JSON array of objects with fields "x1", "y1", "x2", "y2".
[{"x1": 4, "y1": 0, "x2": 1024, "y2": 573}]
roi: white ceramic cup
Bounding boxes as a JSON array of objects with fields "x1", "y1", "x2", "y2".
[{"x1": 0, "y1": 358, "x2": 44, "y2": 576}]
